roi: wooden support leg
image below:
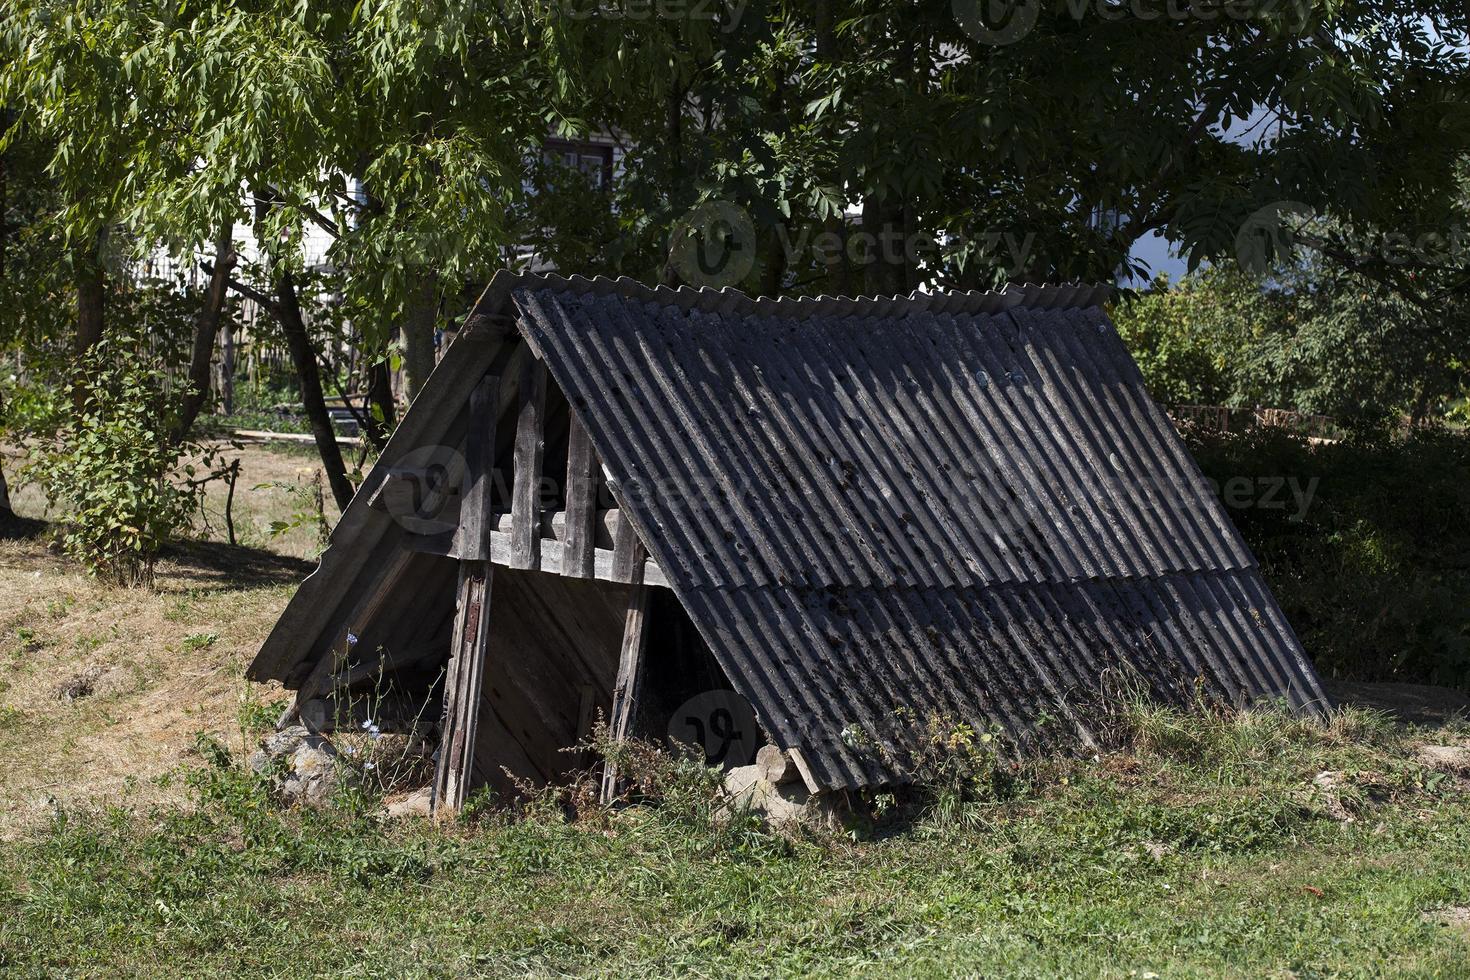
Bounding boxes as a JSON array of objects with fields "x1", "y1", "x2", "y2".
[
  {"x1": 601, "y1": 541, "x2": 649, "y2": 804},
  {"x1": 433, "y1": 561, "x2": 493, "y2": 814},
  {"x1": 432, "y1": 373, "x2": 500, "y2": 815}
]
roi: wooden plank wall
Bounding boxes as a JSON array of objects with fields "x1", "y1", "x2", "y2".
[{"x1": 468, "y1": 568, "x2": 633, "y2": 797}]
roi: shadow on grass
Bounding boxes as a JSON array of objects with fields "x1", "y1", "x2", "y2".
[
  {"x1": 1325, "y1": 678, "x2": 1470, "y2": 729},
  {"x1": 159, "y1": 538, "x2": 316, "y2": 593},
  {"x1": 0, "y1": 514, "x2": 312, "y2": 591},
  {"x1": 0, "y1": 511, "x2": 49, "y2": 541}
]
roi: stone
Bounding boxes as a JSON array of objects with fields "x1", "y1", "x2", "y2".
[
  {"x1": 1310, "y1": 770, "x2": 1357, "y2": 823},
  {"x1": 755, "y1": 745, "x2": 799, "y2": 785},
  {"x1": 723, "y1": 764, "x2": 761, "y2": 798},
  {"x1": 250, "y1": 725, "x2": 344, "y2": 807},
  {"x1": 385, "y1": 787, "x2": 434, "y2": 819},
  {"x1": 721, "y1": 766, "x2": 845, "y2": 832}
]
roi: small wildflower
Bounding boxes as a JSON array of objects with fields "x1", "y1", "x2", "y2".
[
  {"x1": 346, "y1": 632, "x2": 359, "y2": 648},
  {"x1": 364, "y1": 761, "x2": 376, "y2": 771}
]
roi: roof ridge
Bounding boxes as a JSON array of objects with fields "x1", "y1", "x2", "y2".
[{"x1": 482, "y1": 270, "x2": 1111, "y2": 321}]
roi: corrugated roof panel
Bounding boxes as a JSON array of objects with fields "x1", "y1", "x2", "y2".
[{"x1": 513, "y1": 279, "x2": 1327, "y2": 789}]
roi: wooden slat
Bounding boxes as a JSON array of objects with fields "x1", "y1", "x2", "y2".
[
  {"x1": 510, "y1": 357, "x2": 548, "y2": 570},
  {"x1": 405, "y1": 525, "x2": 672, "y2": 589},
  {"x1": 601, "y1": 541, "x2": 649, "y2": 803},
  {"x1": 290, "y1": 545, "x2": 420, "y2": 702},
  {"x1": 432, "y1": 561, "x2": 494, "y2": 815},
  {"x1": 562, "y1": 416, "x2": 600, "y2": 579},
  {"x1": 458, "y1": 374, "x2": 500, "y2": 561}
]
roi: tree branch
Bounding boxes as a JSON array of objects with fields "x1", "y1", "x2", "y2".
[{"x1": 207, "y1": 265, "x2": 282, "y2": 316}]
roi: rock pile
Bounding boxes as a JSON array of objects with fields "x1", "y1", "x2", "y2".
[{"x1": 721, "y1": 746, "x2": 845, "y2": 831}]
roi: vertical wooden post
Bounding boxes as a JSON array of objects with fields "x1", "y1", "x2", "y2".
[
  {"x1": 562, "y1": 416, "x2": 599, "y2": 579},
  {"x1": 510, "y1": 358, "x2": 547, "y2": 570},
  {"x1": 434, "y1": 562, "x2": 493, "y2": 812},
  {"x1": 601, "y1": 539, "x2": 649, "y2": 803},
  {"x1": 433, "y1": 374, "x2": 498, "y2": 816}
]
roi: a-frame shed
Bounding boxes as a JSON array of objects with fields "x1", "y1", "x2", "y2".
[{"x1": 249, "y1": 272, "x2": 1327, "y2": 810}]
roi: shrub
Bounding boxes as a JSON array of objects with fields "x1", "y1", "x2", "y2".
[
  {"x1": 19, "y1": 336, "x2": 220, "y2": 586},
  {"x1": 1188, "y1": 426, "x2": 1470, "y2": 688}
]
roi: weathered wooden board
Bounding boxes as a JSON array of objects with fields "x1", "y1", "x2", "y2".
[
  {"x1": 458, "y1": 374, "x2": 500, "y2": 561},
  {"x1": 510, "y1": 358, "x2": 548, "y2": 571},
  {"x1": 601, "y1": 540, "x2": 649, "y2": 802},
  {"x1": 433, "y1": 561, "x2": 494, "y2": 814},
  {"x1": 467, "y1": 568, "x2": 629, "y2": 794},
  {"x1": 562, "y1": 416, "x2": 600, "y2": 579}
]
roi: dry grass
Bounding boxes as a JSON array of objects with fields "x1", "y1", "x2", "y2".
[{"x1": 0, "y1": 442, "x2": 330, "y2": 837}]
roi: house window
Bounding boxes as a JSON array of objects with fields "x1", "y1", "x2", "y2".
[{"x1": 542, "y1": 140, "x2": 614, "y2": 189}]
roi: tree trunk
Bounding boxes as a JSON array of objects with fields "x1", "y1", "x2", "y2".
[
  {"x1": 401, "y1": 271, "x2": 438, "y2": 402},
  {"x1": 172, "y1": 222, "x2": 235, "y2": 445},
  {"x1": 0, "y1": 389, "x2": 11, "y2": 519},
  {"x1": 220, "y1": 316, "x2": 236, "y2": 415},
  {"x1": 72, "y1": 227, "x2": 108, "y2": 410},
  {"x1": 75, "y1": 228, "x2": 107, "y2": 354},
  {"x1": 660, "y1": 84, "x2": 686, "y2": 287},
  {"x1": 861, "y1": 195, "x2": 908, "y2": 296},
  {"x1": 277, "y1": 271, "x2": 356, "y2": 512},
  {"x1": 364, "y1": 356, "x2": 396, "y2": 451},
  {"x1": 760, "y1": 223, "x2": 789, "y2": 297}
]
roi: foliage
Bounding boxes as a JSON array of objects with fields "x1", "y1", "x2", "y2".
[
  {"x1": 536, "y1": 0, "x2": 1470, "y2": 293},
  {"x1": 1116, "y1": 260, "x2": 1470, "y2": 430},
  {"x1": 1112, "y1": 268, "x2": 1270, "y2": 405},
  {"x1": 17, "y1": 335, "x2": 221, "y2": 585},
  {"x1": 255, "y1": 477, "x2": 330, "y2": 549},
  {"x1": 1190, "y1": 426, "x2": 1470, "y2": 688}
]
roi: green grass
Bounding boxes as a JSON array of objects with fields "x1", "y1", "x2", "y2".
[{"x1": 2, "y1": 706, "x2": 1468, "y2": 977}]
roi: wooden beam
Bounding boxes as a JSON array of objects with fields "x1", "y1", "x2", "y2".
[
  {"x1": 510, "y1": 357, "x2": 548, "y2": 570},
  {"x1": 562, "y1": 416, "x2": 599, "y2": 579},
  {"x1": 433, "y1": 562, "x2": 494, "y2": 814},
  {"x1": 405, "y1": 522, "x2": 672, "y2": 589},
  {"x1": 601, "y1": 540, "x2": 649, "y2": 803},
  {"x1": 610, "y1": 508, "x2": 644, "y2": 585},
  {"x1": 491, "y1": 509, "x2": 619, "y2": 549},
  {"x1": 458, "y1": 374, "x2": 499, "y2": 561}
]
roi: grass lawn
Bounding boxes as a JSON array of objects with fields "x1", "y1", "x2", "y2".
[{"x1": 1, "y1": 446, "x2": 1469, "y2": 977}]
